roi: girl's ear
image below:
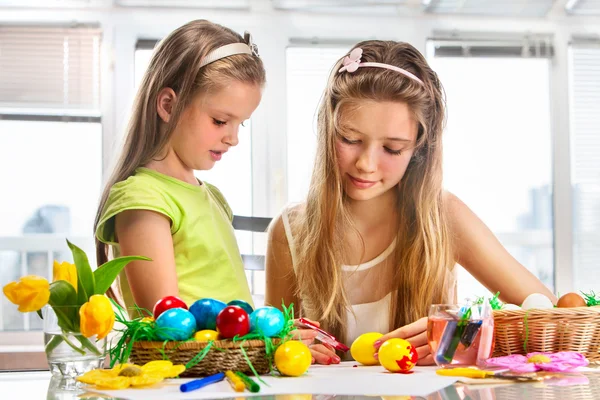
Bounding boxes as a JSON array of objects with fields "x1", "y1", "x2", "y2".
[{"x1": 157, "y1": 87, "x2": 177, "y2": 123}]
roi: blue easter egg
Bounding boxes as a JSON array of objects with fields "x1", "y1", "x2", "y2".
[
  {"x1": 189, "y1": 298, "x2": 227, "y2": 330},
  {"x1": 155, "y1": 308, "x2": 196, "y2": 341},
  {"x1": 250, "y1": 307, "x2": 285, "y2": 337},
  {"x1": 227, "y1": 299, "x2": 254, "y2": 315}
]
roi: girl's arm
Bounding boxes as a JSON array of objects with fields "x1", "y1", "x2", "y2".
[
  {"x1": 265, "y1": 215, "x2": 300, "y2": 313},
  {"x1": 445, "y1": 191, "x2": 557, "y2": 305},
  {"x1": 265, "y1": 215, "x2": 329, "y2": 362},
  {"x1": 115, "y1": 209, "x2": 179, "y2": 313}
]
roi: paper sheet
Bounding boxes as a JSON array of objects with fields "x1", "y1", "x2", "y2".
[{"x1": 89, "y1": 362, "x2": 457, "y2": 399}]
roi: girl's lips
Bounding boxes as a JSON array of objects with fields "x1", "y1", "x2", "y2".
[
  {"x1": 210, "y1": 150, "x2": 223, "y2": 161},
  {"x1": 348, "y1": 175, "x2": 377, "y2": 189}
]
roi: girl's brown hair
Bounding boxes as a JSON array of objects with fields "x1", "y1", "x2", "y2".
[{"x1": 293, "y1": 40, "x2": 453, "y2": 341}]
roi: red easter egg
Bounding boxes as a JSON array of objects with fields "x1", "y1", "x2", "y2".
[
  {"x1": 216, "y1": 306, "x2": 250, "y2": 338},
  {"x1": 153, "y1": 296, "x2": 188, "y2": 319}
]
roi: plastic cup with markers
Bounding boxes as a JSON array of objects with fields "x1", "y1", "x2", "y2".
[{"x1": 427, "y1": 300, "x2": 495, "y2": 367}]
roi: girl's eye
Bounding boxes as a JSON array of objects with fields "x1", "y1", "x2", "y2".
[
  {"x1": 213, "y1": 118, "x2": 227, "y2": 126},
  {"x1": 384, "y1": 147, "x2": 402, "y2": 156},
  {"x1": 341, "y1": 136, "x2": 359, "y2": 145},
  {"x1": 241, "y1": 120, "x2": 247, "y2": 127}
]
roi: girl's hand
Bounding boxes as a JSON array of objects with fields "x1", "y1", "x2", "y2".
[
  {"x1": 373, "y1": 317, "x2": 434, "y2": 365},
  {"x1": 292, "y1": 318, "x2": 318, "y2": 346},
  {"x1": 292, "y1": 318, "x2": 341, "y2": 365},
  {"x1": 309, "y1": 343, "x2": 341, "y2": 365}
]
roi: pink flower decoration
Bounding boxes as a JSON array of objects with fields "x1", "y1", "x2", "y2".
[
  {"x1": 486, "y1": 352, "x2": 588, "y2": 373},
  {"x1": 340, "y1": 48, "x2": 363, "y2": 73}
]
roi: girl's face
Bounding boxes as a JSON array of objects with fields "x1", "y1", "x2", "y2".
[
  {"x1": 335, "y1": 100, "x2": 418, "y2": 203},
  {"x1": 171, "y1": 81, "x2": 262, "y2": 171}
]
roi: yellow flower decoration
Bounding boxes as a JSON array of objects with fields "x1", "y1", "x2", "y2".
[
  {"x1": 77, "y1": 361, "x2": 186, "y2": 389},
  {"x1": 52, "y1": 260, "x2": 77, "y2": 291},
  {"x1": 79, "y1": 295, "x2": 115, "y2": 339},
  {"x1": 3, "y1": 275, "x2": 50, "y2": 312}
]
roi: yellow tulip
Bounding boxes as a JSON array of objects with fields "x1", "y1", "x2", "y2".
[
  {"x1": 79, "y1": 295, "x2": 115, "y2": 339},
  {"x1": 3, "y1": 275, "x2": 50, "y2": 312},
  {"x1": 53, "y1": 260, "x2": 78, "y2": 291}
]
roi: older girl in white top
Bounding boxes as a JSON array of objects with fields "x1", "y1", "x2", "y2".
[{"x1": 266, "y1": 41, "x2": 555, "y2": 365}]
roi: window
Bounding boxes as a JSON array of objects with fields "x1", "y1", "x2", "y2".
[
  {"x1": 569, "y1": 43, "x2": 600, "y2": 291},
  {"x1": 286, "y1": 45, "x2": 348, "y2": 204},
  {"x1": 0, "y1": 26, "x2": 102, "y2": 333},
  {"x1": 428, "y1": 36, "x2": 554, "y2": 301}
]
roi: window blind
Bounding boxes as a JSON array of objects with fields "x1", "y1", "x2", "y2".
[
  {"x1": 428, "y1": 31, "x2": 554, "y2": 58},
  {"x1": 569, "y1": 42, "x2": 600, "y2": 290},
  {"x1": 0, "y1": 25, "x2": 101, "y2": 118}
]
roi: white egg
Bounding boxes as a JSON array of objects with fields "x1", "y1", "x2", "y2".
[
  {"x1": 502, "y1": 303, "x2": 522, "y2": 311},
  {"x1": 521, "y1": 293, "x2": 554, "y2": 310}
]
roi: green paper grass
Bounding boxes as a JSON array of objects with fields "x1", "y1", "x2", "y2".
[
  {"x1": 474, "y1": 292, "x2": 503, "y2": 310},
  {"x1": 109, "y1": 301, "x2": 298, "y2": 375},
  {"x1": 581, "y1": 290, "x2": 600, "y2": 307}
]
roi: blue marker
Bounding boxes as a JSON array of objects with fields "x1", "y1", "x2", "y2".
[{"x1": 180, "y1": 372, "x2": 225, "y2": 393}]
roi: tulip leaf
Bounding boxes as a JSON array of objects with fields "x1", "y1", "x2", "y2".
[
  {"x1": 94, "y1": 256, "x2": 151, "y2": 295},
  {"x1": 67, "y1": 239, "x2": 95, "y2": 305},
  {"x1": 48, "y1": 280, "x2": 78, "y2": 331}
]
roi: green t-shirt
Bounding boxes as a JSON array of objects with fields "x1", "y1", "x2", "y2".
[{"x1": 96, "y1": 167, "x2": 253, "y2": 314}]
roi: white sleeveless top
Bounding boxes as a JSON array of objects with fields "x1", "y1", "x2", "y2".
[{"x1": 282, "y1": 208, "x2": 393, "y2": 348}]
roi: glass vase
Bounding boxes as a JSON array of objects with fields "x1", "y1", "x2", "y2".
[{"x1": 43, "y1": 306, "x2": 107, "y2": 379}]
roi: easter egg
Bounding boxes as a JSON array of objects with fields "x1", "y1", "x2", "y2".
[
  {"x1": 153, "y1": 295, "x2": 188, "y2": 319},
  {"x1": 557, "y1": 292, "x2": 586, "y2": 308},
  {"x1": 193, "y1": 329, "x2": 219, "y2": 342},
  {"x1": 155, "y1": 308, "x2": 196, "y2": 341},
  {"x1": 521, "y1": 293, "x2": 554, "y2": 310},
  {"x1": 228, "y1": 299, "x2": 254, "y2": 315},
  {"x1": 189, "y1": 298, "x2": 227, "y2": 330},
  {"x1": 275, "y1": 341, "x2": 312, "y2": 377},
  {"x1": 378, "y1": 338, "x2": 418, "y2": 373},
  {"x1": 350, "y1": 332, "x2": 383, "y2": 366},
  {"x1": 216, "y1": 306, "x2": 250, "y2": 338},
  {"x1": 250, "y1": 307, "x2": 285, "y2": 337},
  {"x1": 502, "y1": 304, "x2": 521, "y2": 311}
]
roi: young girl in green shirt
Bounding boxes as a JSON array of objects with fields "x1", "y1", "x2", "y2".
[{"x1": 95, "y1": 20, "x2": 264, "y2": 315}]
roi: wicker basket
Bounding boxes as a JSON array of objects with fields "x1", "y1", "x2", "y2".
[
  {"x1": 129, "y1": 339, "x2": 279, "y2": 377},
  {"x1": 493, "y1": 307, "x2": 600, "y2": 362}
]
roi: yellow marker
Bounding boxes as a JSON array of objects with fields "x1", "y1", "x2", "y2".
[
  {"x1": 436, "y1": 368, "x2": 491, "y2": 379},
  {"x1": 225, "y1": 370, "x2": 245, "y2": 392},
  {"x1": 436, "y1": 368, "x2": 543, "y2": 382}
]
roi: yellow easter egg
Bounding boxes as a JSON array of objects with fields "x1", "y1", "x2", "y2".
[
  {"x1": 350, "y1": 332, "x2": 383, "y2": 366},
  {"x1": 194, "y1": 329, "x2": 219, "y2": 342},
  {"x1": 275, "y1": 341, "x2": 312, "y2": 377},
  {"x1": 378, "y1": 338, "x2": 418, "y2": 373}
]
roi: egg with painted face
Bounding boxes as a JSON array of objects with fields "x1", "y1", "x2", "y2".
[
  {"x1": 189, "y1": 298, "x2": 227, "y2": 330},
  {"x1": 378, "y1": 338, "x2": 418, "y2": 373},
  {"x1": 155, "y1": 308, "x2": 196, "y2": 341},
  {"x1": 250, "y1": 307, "x2": 285, "y2": 337}
]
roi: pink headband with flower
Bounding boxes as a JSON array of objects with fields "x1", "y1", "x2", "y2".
[{"x1": 338, "y1": 48, "x2": 424, "y2": 85}]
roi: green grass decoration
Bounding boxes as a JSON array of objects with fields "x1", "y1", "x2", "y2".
[
  {"x1": 474, "y1": 292, "x2": 503, "y2": 310},
  {"x1": 581, "y1": 291, "x2": 600, "y2": 307},
  {"x1": 523, "y1": 310, "x2": 530, "y2": 353},
  {"x1": 109, "y1": 301, "x2": 298, "y2": 377}
]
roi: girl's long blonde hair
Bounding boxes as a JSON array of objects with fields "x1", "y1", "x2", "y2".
[
  {"x1": 294, "y1": 41, "x2": 453, "y2": 342},
  {"x1": 94, "y1": 20, "x2": 265, "y2": 299}
]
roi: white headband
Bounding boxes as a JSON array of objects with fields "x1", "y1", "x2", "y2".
[{"x1": 198, "y1": 32, "x2": 259, "y2": 69}]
